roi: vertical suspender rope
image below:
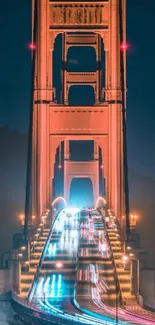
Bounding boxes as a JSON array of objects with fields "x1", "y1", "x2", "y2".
[
  {"x1": 24, "y1": 0, "x2": 38, "y2": 239},
  {"x1": 59, "y1": 142, "x2": 62, "y2": 168},
  {"x1": 119, "y1": 0, "x2": 130, "y2": 241}
]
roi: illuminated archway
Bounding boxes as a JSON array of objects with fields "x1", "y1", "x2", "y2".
[
  {"x1": 51, "y1": 196, "x2": 67, "y2": 208},
  {"x1": 69, "y1": 178, "x2": 94, "y2": 208},
  {"x1": 95, "y1": 196, "x2": 106, "y2": 210},
  {"x1": 64, "y1": 160, "x2": 99, "y2": 206}
]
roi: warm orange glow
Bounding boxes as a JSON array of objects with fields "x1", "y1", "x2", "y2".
[
  {"x1": 20, "y1": 246, "x2": 26, "y2": 251},
  {"x1": 42, "y1": 215, "x2": 47, "y2": 219},
  {"x1": 32, "y1": 215, "x2": 36, "y2": 219},
  {"x1": 129, "y1": 213, "x2": 139, "y2": 229},
  {"x1": 55, "y1": 262, "x2": 63, "y2": 268},
  {"x1": 20, "y1": 214, "x2": 24, "y2": 221},
  {"x1": 122, "y1": 255, "x2": 128, "y2": 263}
]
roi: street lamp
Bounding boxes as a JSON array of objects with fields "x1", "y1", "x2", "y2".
[
  {"x1": 19, "y1": 214, "x2": 24, "y2": 226},
  {"x1": 32, "y1": 215, "x2": 36, "y2": 225},
  {"x1": 20, "y1": 246, "x2": 26, "y2": 251},
  {"x1": 55, "y1": 262, "x2": 63, "y2": 269},
  {"x1": 122, "y1": 254, "x2": 128, "y2": 264}
]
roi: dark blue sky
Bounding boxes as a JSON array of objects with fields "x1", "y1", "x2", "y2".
[{"x1": 0, "y1": 0, "x2": 155, "y2": 179}]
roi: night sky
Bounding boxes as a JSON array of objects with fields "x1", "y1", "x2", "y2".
[{"x1": 0, "y1": 1, "x2": 155, "y2": 264}]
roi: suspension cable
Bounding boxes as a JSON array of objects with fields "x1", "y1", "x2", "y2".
[
  {"x1": 58, "y1": 142, "x2": 62, "y2": 169},
  {"x1": 23, "y1": 0, "x2": 38, "y2": 239},
  {"x1": 119, "y1": 0, "x2": 130, "y2": 241}
]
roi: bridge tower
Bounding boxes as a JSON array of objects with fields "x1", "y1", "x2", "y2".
[{"x1": 32, "y1": 0, "x2": 126, "y2": 220}]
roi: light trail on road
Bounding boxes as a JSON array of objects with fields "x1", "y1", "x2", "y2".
[{"x1": 30, "y1": 208, "x2": 155, "y2": 325}]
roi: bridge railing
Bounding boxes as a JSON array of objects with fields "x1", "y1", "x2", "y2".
[
  {"x1": 115, "y1": 219, "x2": 126, "y2": 252},
  {"x1": 100, "y1": 207, "x2": 125, "y2": 255},
  {"x1": 101, "y1": 210, "x2": 125, "y2": 307},
  {"x1": 27, "y1": 209, "x2": 61, "y2": 301},
  {"x1": 11, "y1": 291, "x2": 42, "y2": 312}
]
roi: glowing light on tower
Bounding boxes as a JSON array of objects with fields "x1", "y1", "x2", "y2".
[
  {"x1": 120, "y1": 42, "x2": 129, "y2": 51},
  {"x1": 28, "y1": 42, "x2": 36, "y2": 50}
]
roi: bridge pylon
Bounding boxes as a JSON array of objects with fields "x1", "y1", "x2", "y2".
[{"x1": 32, "y1": 0, "x2": 126, "y2": 222}]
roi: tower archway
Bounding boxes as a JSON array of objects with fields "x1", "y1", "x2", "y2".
[
  {"x1": 64, "y1": 160, "x2": 99, "y2": 206},
  {"x1": 69, "y1": 178, "x2": 93, "y2": 208}
]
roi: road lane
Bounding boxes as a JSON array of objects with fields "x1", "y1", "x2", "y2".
[{"x1": 31, "y1": 208, "x2": 150, "y2": 325}]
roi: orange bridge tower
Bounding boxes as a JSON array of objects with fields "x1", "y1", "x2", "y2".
[{"x1": 31, "y1": 0, "x2": 126, "y2": 221}]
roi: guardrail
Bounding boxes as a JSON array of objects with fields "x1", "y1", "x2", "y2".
[
  {"x1": 100, "y1": 210, "x2": 124, "y2": 307},
  {"x1": 27, "y1": 209, "x2": 61, "y2": 301},
  {"x1": 11, "y1": 291, "x2": 42, "y2": 312},
  {"x1": 73, "y1": 295, "x2": 120, "y2": 325},
  {"x1": 11, "y1": 291, "x2": 76, "y2": 325},
  {"x1": 100, "y1": 207, "x2": 125, "y2": 253}
]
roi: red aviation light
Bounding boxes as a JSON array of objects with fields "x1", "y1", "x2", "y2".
[
  {"x1": 120, "y1": 42, "x2": 129, "y2": 51},
  {"x1": 28, "y1": 42, "x2": 36, "y2": 50}
]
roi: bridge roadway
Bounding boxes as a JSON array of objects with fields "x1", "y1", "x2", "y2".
[{"x1": 12, "y1": 208, "x2": 155, "y2": 325}]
